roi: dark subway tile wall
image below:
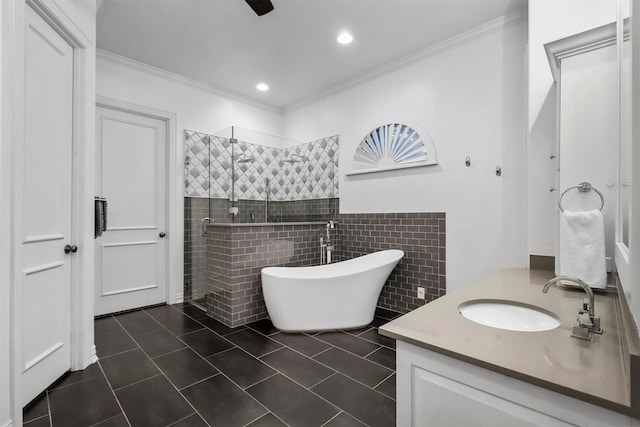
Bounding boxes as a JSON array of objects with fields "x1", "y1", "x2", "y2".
[
  {"x1": 267, "y1": 198, "x2": 339, "y2": 223},
  {"x1": 183, "y1": 197, "x2": 210, "y2": 303},
  {"x1": 187, "y1": 195, "x2": 446, "y2": 326},
  {"x1": 333, "y1": 212, "x2": 446, "y2": 313},
  {"x1": 235, "y1": 198, "x2": 338, "y2": 223},
  {"x1": 206, "y1": 223, "x2": 328, "y2": 327},
  {"x1": 184, "y1": 197, "x2": 338, "y2": 306},
  {"x1": 185, "y1": 196, "x2": 339, "y2": 227}
]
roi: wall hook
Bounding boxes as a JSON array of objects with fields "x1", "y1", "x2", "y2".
[
  {"x1": 495, "y1": 165, "x2": 502, "y2": 177},
  {"x1": 465, "y1": 156, "x2": 471, "y2": 167}
]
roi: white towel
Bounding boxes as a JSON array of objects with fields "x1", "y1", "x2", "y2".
[{"x1": 556, "y1": 209, "x2": 607, "y2": 289}]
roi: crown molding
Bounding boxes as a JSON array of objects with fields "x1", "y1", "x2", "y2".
[
  {"x1": 545, "y1": 20, "x2": 629, "y2": 82},
  {"x1": 98, "y1": 9, "x2": 527, "y2": 116},
  {"x1": 96, "y1": 49, "x2": 284, "y2": 114},
  {"x1": 283, "y1": 9, "x2": 528, "y2": 114}
]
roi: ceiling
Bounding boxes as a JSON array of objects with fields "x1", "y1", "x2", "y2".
[{"x1": 97, "y1": 0, "x2": 527, "y2": 111}]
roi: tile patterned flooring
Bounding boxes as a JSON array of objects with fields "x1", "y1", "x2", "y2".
[{"x1": 23, "y1": 304, "x2": 400, "y2": 427}]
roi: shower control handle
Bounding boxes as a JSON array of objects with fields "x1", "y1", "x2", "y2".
[
  {"x1": 201, "y1": 217, "x2": 212, "y2": 237},
  {"x1": 64, "y1": 244, "x2": 78, "y2": 255},
  {"x1": 159, "y1": 232, "x2": 166, "y2": 238}
]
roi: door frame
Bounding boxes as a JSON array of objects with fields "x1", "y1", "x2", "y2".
[
  {"x1": 3, "y1": 0, "x2": 96, "y2": 424},
  {"x1": 96, "y1": 96, "x2": 182, "y2": 306}
]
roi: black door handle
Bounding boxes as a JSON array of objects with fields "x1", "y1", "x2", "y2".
[
  {"x1": 64, "y1": 245, "x2": 78, "y2": 254},
  {"x1": 159, "y1": 232, "x2": 166, "y2": 238}
]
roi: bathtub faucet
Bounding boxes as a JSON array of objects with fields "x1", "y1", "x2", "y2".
[
  {"x1": 320, "y1": 235, "x2": 334, "y2": 265},
  {"x1": 320, "y1": 237, "x2": 326, "y2": 265},
  {"x1": 326, "y1": 220, "x2": 334, "y2": 242},
  {"x1": 322, "y1": 221, "x2": 335, "y2": 264}
]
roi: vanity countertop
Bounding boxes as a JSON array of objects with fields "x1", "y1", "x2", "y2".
[{"x1": 378, "y1": 268, "x2": 633, "y2": 415}]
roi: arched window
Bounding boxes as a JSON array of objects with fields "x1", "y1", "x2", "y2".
[{"x1": 348, "y1": 123, "x2": 438, "y2": 175}]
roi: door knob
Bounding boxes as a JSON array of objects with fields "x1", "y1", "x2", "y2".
[
  {"x1": 64, "y1": 244, "x2": 78, "y2": 254},
  {"x1": 159, "y1": 232, "x2": 166, "y2": 238}
]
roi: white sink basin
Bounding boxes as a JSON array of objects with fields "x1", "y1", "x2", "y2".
[{"x1": 459, "y1": 300, "x2": 560, "y2": 332}]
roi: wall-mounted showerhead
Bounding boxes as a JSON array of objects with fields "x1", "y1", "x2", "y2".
[
  {"x1": 283, "y1": 154, "x2": 309, "y2": 163},
  {"x1": 236, "y1": 157, "x2": 256, "y2": 164}
]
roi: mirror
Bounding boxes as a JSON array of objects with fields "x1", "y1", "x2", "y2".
[
  {"x1": 542, "y1": 0, "x2": 636, "y2": 314},
  {"x1": 545, "y1": 2, "x2": 634, "y2": 284},
  {"x1": 546, "y1": 22, "x2": 620, "y2": 278},
  {"x1": 619, "y1": 1, "x2": 632, "y2": 250}
]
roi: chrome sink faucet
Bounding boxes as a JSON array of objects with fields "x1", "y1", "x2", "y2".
[{"x1": 543, "y1": 276, "x2": 603, "y2": 341}]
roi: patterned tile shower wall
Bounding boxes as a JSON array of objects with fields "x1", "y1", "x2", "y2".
[
  {"x1": 184, "y1": 130, "x2": 339, "y2": 202},
  {"x1": 270, "y1": 141, "x2": 338, "y2": 201},
  {"x1": 205, "y1": 223, "x2": 328, "y2": 328},
  {"x1": 185, "y1": 132, "x2": 232, "y2": 198}
]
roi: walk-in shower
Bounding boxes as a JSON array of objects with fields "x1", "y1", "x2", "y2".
[{"x1": 183, "y1": 126, "x2": 339, "y2": 310}]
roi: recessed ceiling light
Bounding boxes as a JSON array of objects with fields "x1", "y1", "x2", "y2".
[
  {"x1": 337, "y1": 32, "x2": 353, "y2": 45},
  {"x1": 256, "y1": 83, "x2": 269, "y2": 91}
]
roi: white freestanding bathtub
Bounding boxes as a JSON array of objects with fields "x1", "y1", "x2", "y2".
[{"x1": 261, "y1": 249, "x2": 404, "y2": 332}]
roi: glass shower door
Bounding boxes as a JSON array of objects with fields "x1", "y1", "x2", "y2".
[{"x1": 183, "y1": 131, "x2": 212, "y2": 310}]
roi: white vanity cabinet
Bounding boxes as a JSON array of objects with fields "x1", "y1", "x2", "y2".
[{"x1": 397, "y1": 341, "x2": 638, "y2": 427}]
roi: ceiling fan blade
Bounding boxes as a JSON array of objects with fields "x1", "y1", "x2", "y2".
[{"x1": 245, "y1": 0, "x2": 274, "y2": 16}]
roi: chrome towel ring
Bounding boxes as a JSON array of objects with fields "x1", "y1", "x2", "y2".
[{"x1": 558, "y1": 181, "x2": 604, "y2": 212}]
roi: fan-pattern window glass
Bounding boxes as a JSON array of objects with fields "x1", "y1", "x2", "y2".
[{"x1": 348, "y1": 123, "x2": 438, "y2": 175}]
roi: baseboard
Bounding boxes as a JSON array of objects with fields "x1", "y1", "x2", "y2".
[
  {"x1": 175, "y1": 292, "x2": 184, "y2": 304},
  {"x1": 529, "y1": 254, "x2": 555, "y2": 271},
  {"x1": 530, "y1": 254, "x2": 613, "y2": 273},
  {"x1": 90, "y1": 344, "x2": 99, "y2": 364}
]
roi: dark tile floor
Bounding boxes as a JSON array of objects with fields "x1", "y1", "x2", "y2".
[{"x1": 23, "y1": 304, "x2": 401, "y2": 427}]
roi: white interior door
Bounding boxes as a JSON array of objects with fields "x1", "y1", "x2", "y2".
[
  {"x1": 95, "y1": 106, "x2": 168, "y2": 316},
  {"x1": 20, "y1": 5, "x2": 74, "y2": 405}
]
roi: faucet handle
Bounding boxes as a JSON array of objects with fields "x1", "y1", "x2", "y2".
[
  {"x1": 590, "y1": 316, "x2": 603, "y2": 334},
  {"x1": 578, "y1": 312, "x2": 594, "y2": 328},
  {"x1": 572, "y1": 322, "x2": 592, "y2": 341},
  {"x1": 579, "y1": 298, "x2": 590, "y2": 314}
]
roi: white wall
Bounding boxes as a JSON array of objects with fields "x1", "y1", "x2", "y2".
[
  {"x1": 96, "y1": 53, "x2": 286, "y2": 307},
  {"x1": 96, "y1": 53, "x2": 284, "y2": 139},
  {"x1": 527, "y1": 0, "x2": 617, "y2": 257},
  {"x1": 282, "y1": 16, "x2": 528, "y2": 292}
]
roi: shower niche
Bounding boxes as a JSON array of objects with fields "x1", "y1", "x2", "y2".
[{"x1": 183, "y1": 126, "x2": 339, "y2": 315}]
